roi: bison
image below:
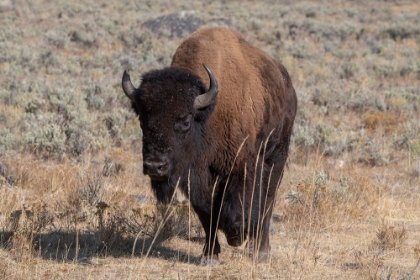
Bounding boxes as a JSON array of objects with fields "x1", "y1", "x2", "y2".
[{"x1": 122, "y1": 27, "x2": 297, "y2": 264}]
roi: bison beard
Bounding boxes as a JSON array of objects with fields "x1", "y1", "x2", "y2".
[{"x1": 122, "y1": 27, "x2": 297, "y2": 264}]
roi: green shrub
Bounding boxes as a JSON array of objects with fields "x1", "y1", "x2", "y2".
[
  {"x1": 0, "y1": 128, "x2": 22, "y2": 151},
  {"x1": 26, "y1": 122, "x2": 66, "y2": 157}
]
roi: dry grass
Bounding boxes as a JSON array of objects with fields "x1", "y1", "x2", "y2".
[
  {"x1": 3, "y1": 153, "x2": 419, "y2": 279},
  {"x1": 1, "y1": 0, "x2": 420, "y2": 279}
]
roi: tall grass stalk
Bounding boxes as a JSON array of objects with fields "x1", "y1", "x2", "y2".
[{"x1": 138, "y1": 178, "x2": 182, "y2": 271}]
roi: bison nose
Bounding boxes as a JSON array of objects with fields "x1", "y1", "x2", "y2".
[{"x1": 143, "y1": 156, "x2": 170, "y2": 178}]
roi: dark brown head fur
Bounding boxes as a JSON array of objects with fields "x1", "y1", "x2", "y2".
[{"x1": 130, "y1": 67, "x2": 215, "y2": 203}]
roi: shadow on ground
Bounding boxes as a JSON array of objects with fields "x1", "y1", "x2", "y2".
[{"x1": 0, "y1": 230, "x2": 203, "y2": 265}]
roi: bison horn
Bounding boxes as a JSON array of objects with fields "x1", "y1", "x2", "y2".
[
  {"x1": 194, "y1": 64, "x2": 219, "y2": 110},
  {"x1": 122, "y1": 68, "x2": 136, "y2": 101}
]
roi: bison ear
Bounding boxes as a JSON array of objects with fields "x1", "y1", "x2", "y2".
[
  {"x1": 122, "y1": 68, "x2": 136, "y2": 101},
  {"x1": 194, "y1": 64, "x2": 219, "y2": 110}
]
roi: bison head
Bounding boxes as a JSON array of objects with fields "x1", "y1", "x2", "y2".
[{"x1": 122, "y1": 65, "x2": 218, "y2": 203}]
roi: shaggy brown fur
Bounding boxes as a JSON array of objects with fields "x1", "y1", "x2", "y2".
[{"x1": 172, "y1": 28, "x2": 293, "y2": 171}]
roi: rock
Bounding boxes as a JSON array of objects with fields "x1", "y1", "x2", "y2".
[
  {"x1": 200, "y1": 255, "x2": 218, "y2": 266},
  {"x1": 132, "y1": 194, "x2": 155, "y2": 205},
  {"x1": 143, "y1": 11, "x2": 200, "y2": 38}
]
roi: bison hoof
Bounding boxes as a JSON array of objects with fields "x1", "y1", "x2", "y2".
[
  {"x1": 246, "y1": 247, "x2": 271, "y2": 263},
  {"x1": 200, "y1": 255, "x2": 218, "y2": 266},
  {"x1": 256, "y1": 251, "x2": 270, "y2": 263}
]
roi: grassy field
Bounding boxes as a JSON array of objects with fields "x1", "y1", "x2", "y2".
[{"x1": 1, "y1": 0, "x2": 420, "y2": 279}]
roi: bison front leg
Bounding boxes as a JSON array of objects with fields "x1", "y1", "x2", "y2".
[
  {"x1": 194, "y1": 208, "x2": 220, "y2": 265},
  {"x1": 255, "y1": 205, "x2": 273, "y2": 262},
  {"x1": 252, "y1": 143, "x2": 290, "y2": 263},
  {"x1": 246, "y1": 203, "x2": 273, "y2": 263}
]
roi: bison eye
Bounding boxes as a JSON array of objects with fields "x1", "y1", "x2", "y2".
[{"x1": 174, "y1": 115, "x2": 192, "y2": 134}]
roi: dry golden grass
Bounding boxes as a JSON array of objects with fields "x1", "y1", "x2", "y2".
[
  {"x1": 1, "y1": 151, "x2": 419, "y2": 279},
  {"x1": 363, "y1": 111, "x2": 402, "y2": 134}
]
